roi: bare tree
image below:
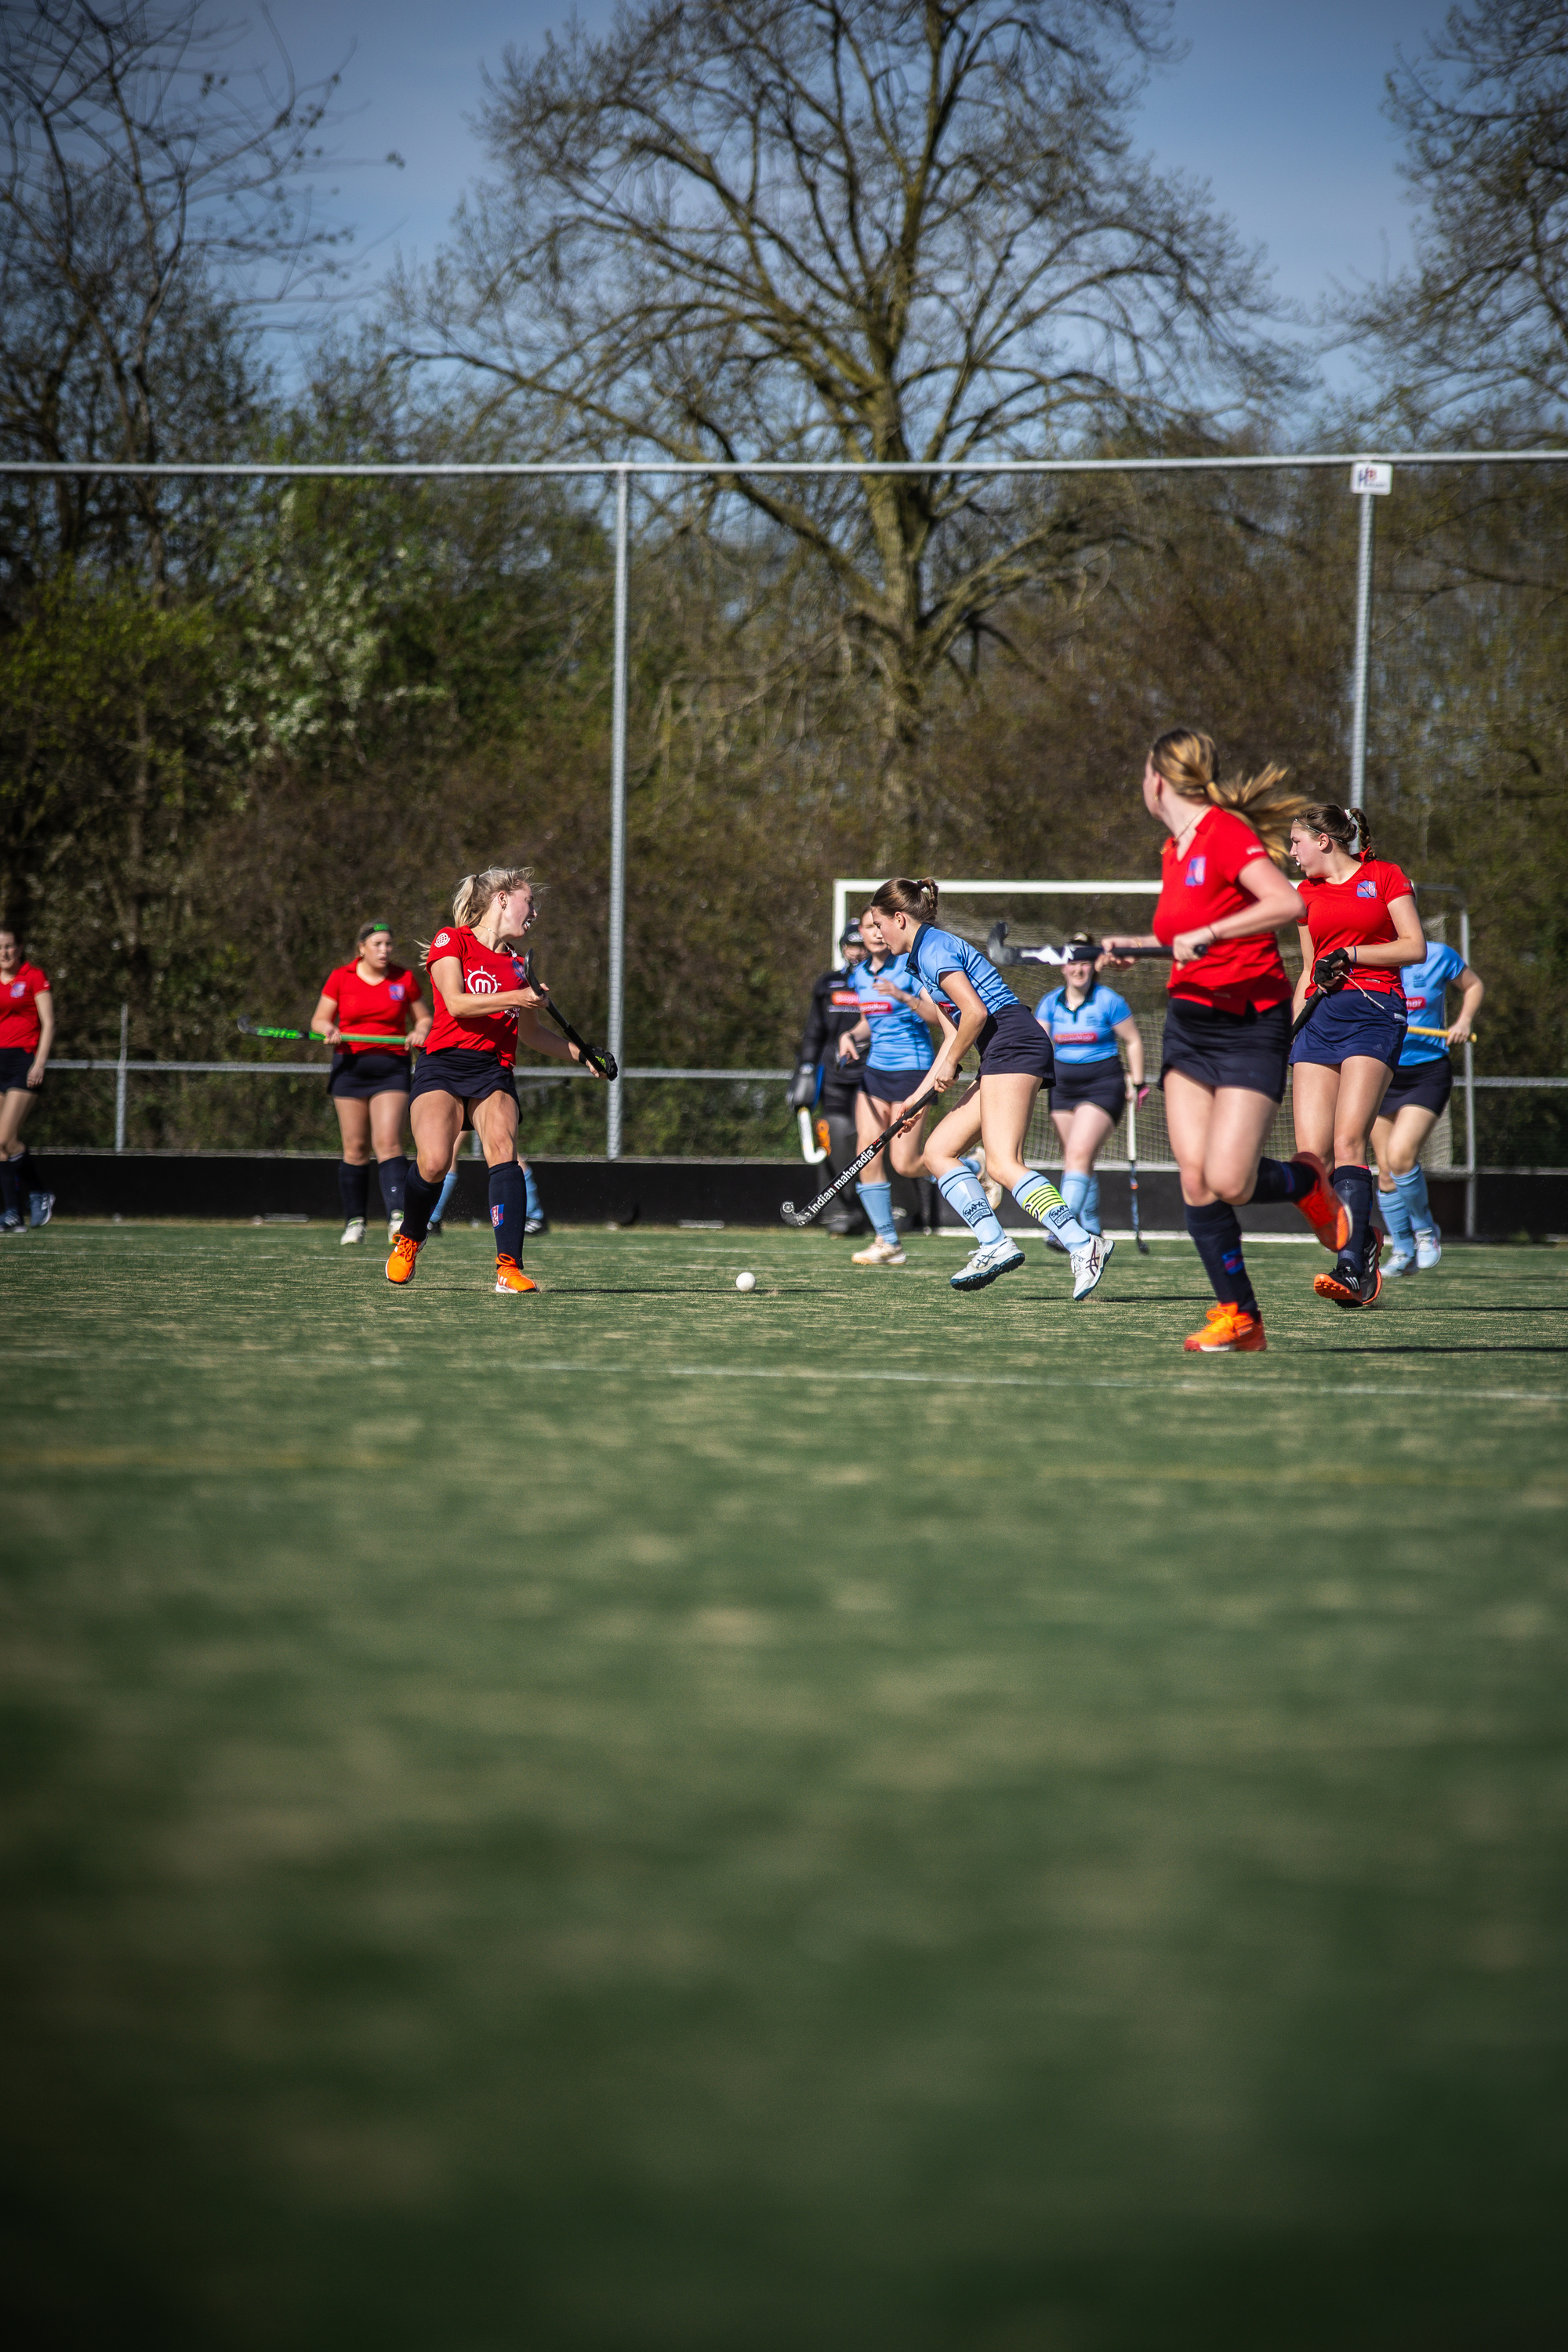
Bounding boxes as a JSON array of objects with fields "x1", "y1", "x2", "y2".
[
  {"x1": 0, "y1": 1, "x2": 386, "y2": 590},
  {"x1": 1335, "y1": 0, "x2": 1568, "y2": 433},
  {"x1": 396, "y1": 0, "x2": 1289, "y2": 855}
]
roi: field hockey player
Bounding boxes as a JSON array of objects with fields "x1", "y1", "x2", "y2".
[
  {"x1": 1102, "y1": 729, "x2": 1349, "y2": 1355},
  {"x1": 840, "y1": 902, "x2": 945, "y2": 1265},
  {"x1": 1289, "y1": 805, "x2": 1425, "y2": 1308},
  {"x1": 788, "y1": 921, "x2": 873, "y2": 1237},
  {"x1": 1036, "y1": 936, "x2": 1146, "y2": 1241},
  {"x1": 385, "y1": 867, "x2": 602, "y2": 1294},
  {"x1": 866, "y1": 879, "x2": 1111, "y2": 1299},
  {"x1": 0, "y1": 922, "x2": 54, "y2": 1233},
  {"x1": 1371, "y1": 935, "x2": 1483, "y2": 1275},
  {"x1": 312, "y1": 923, "x2": 430, "y2": 1245}
]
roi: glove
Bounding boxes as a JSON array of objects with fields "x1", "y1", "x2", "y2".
[
  {"x1": 1313, "y1": 949, "x2": 1352, "y2": 991},
  {"x1": 787, "y1": 1062, "x2": 819, "y2": 1112}
]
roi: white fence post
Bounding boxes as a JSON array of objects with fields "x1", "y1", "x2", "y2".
[
  {"x1": 1347, "y1": 460, "x2": 1391, "y2": 811},
  {"x1": 114, "y1": 1002, "x2": 129, "y2": 1152},
  {"x1": 606, "y1": 466, "x2": 630, "y2": 1160}
]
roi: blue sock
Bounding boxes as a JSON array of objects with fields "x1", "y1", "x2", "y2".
[
  {"x1": 429, "y1": 1168, "x2": 459, "y2": 1229},
  {"x1": 856, "y1": 1181, "x2": 898, "y2": 1245},
  {"x1": 523, "y1": 1163, "x2": 543, "y2": 1221},
  {"x1": 1400, "y1": 1165, "x2": 1433, "y2": 1232},
  {"x1": 1381, "y1": 1176, "x2": 1413, "y2": 1245},
  {"x1": 1250, "y1": 1155, "x2": 1311, "y2": 1204},
  {"x1": 1333, "y1": 1163, "x2": 1374, "y2": 1276},
  {"x1": 960, "y1": 1150, "x2": 985, "y2": 1177},
  {"x1": 1059, "y1": 1171, "x2": 1090, "y2": 1221},
  {"x1": 1012, "y1": 1173, "x2": 1090, "y2": 1250},
  {"x1": 937, "y1": 1168, "x2": 1007, "y2": 1247},
  {"x1": 488, "y1": 1160, "x2": 526, "y2": 1261},
  {"x1": 1082, "y1": 1174, "x2": 1102, "y2": 1234},
  {"x1": 1185, "y1": 1200, "x2": 1258, "y2": 1315}
]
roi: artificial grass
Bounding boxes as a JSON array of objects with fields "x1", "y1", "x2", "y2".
[{"x1": 2, "y1": 1225, "x2": 1565, "y2": 2350}]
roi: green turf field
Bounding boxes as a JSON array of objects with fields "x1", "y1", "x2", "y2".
[{"x1": 3, "y1": 1224, "x2": 1566, "y2": 2350}]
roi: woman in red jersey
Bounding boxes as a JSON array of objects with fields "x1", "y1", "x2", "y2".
[
  {"x1": 386, "y1": 866, "x2": 601, "y2": 1294},
  {"x1": 1102, "y1": 729, "x2": 1350, "y2": 1355},
  {"x1": 0, "y1": 923, "x2": 54, "y2": 1233},
  {"x1": 1288, "y1": 804, "x2": 1425, "y2": 1310},
  {"x1": 310, "y1": 923, "x2": 431, "y2": 1245}
]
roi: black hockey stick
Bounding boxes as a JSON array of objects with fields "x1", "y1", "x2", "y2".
[
  {"x1": 985, "y1": 922, "x2": 1175, "y2": 967},
  {"x1": 515, "y1": 952, "x2": 618, "y2": 1080},
  {"x1": 780, "y1": 1082, "x2": 943, "y2": 1226},
  {"x1": 1290, "y1": 955, "x2": 1352, "y2": 1043}
]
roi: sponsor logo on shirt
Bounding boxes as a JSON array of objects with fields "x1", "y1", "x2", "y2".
[
  {"x1": 433, "y1": 931, "x2": 452, "y2": 948},
  {"x1": 1356, "y1": 877, "x2": 1377, "y2": 897},
  {"x1": 469, "y1": 971, "x2": 500, "y2": 994},
  {"x1": 1185, "y1": 855, "x2": 1206, "y2": 886},
  {"x1": 1406, "y1": 993, "x2": 1427, "y2": 1010}
]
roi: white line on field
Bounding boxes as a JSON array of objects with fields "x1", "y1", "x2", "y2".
[{"x1": 522, "y1": 1361, "x2": 1565, "y2": 1405}]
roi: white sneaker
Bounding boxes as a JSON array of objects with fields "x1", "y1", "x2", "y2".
[
  {"x1": 340, "y1": 1218, "x2": 367, "y2": 1245},
  {"x1": 1414, "y1": 1225, "x2": 1442, "y2": 1271},
  {"x1": 851, "y1": 1236, "x2": 907, "y2": 1265},
  {"x1": 949, "y1": 1237, "x2": 1025, "y2": 1290},
  {"x1": 1070, "y1": 1233, "x2": 1114, "y2": 1301},
  {"x1": 27, "y1": 1191, "x2": 54, "y2": 1228},
  {"x1": 1384, "y1": 1243, "x2": 1416, "y2": 1276},
  {"x1": 387, "y1": 1210, "x2": 405, "y2": 1243}
]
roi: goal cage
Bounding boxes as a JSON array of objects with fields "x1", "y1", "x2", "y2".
[{"x1": 832, "y1": 878, "x2": 1472, "y2": 1178}]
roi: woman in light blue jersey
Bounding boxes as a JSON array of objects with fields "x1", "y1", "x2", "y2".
[
  {"x1": 867, "y1": 877, "x2": 1113, "y2": 1300},
  {"x1": 838, "y1": 902, "x2": 945, "y2": 1266},
  {"x1": 1036, "y1": 936, "x2": 1147, "y2": 1237},
  {"x1": 1370, "y1": 936, "x2": 1483, "y2": 1274}
]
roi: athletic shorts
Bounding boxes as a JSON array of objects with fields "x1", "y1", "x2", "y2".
[
  {"x1": 409, "y1": 1046, "x2": 518, "y2": 1119},
  {"x1": 1160, "y1": 996, "x2": 1290, "y2": 1102},
  {"x1": 0, "y1": 1046, "x2": 38, "y2": 1090},
  {"x1": 1290, "y1": 987, "x2": 1407, "y2": 1073},
  {"x1": 1379, "y1": 1054, "x2": 1452, "y2": 1116},
  {"x1": 328, "y1": 1050, "x2": 412, "y2": 1099},
  {"x1": 1049, "y1": 1055, "x2": 1126, "y2": 1121},
  {"x1": 977, "y1": 1000, "x2": 1055, "y2": 1082},
  {"x1": 862, "y1": 1064, "x2": 934, "y2": 1105}
]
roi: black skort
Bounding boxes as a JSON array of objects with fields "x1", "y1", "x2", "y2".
[
  {"x1": 409, "y1": 1046, "x2": 519, "y2": 1120},
  {"x1": 1160, "y1": 995, "x2": 1290, "y2": 1103},
  {"x1": 0, "y1": 1046, "x2": 38, "y2": 1090},
  {"x1": 1049, "y1": 1055, "x2": 1126, "y2": 1122},
  {"x1": 328, "y1": 1049, "x2": 412, "y2": 1100},
  {"x1": 862, "y1": 1064, "x2": 934, "y2": 1105},
  {"x1": 1378, "y1": 1054, "x2": 1453, "y2": 1116},
  {"x1": 977, "y1": 1000, "x2": 1055, "y2": 1082}
]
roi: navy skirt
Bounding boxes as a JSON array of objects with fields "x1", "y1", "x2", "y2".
[
  {"x1": 1050, "y1": 1055, "x2": 1126, "y2": 1121},
  {"x1": 977, "y1": 1001, "x2": 1054, "y2": 1082},
  {"x1": 1290, "y1": 988, "x2": 1407, "y2": 1073}
]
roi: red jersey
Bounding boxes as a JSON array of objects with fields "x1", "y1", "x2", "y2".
[
  {"x1": 1297, "y1": 859, "x2": 1414, "y2": 999},
  {"x1": 321, "y1": 961, "x2": 422, "y2": 1054},
  {"x1": 0, "y1": 960, "x2": 49, "y2": 1051},
  {"x1": 1153, "y1": 807, "x2": 1290, "y2": 1016},
  {"x1": 423, "y1": 926, "x2": 522, "y2": 1065}
]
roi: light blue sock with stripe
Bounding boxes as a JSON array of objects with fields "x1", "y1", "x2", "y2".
[
  {"x1": 1059, "y1": 1171, "x2": 1091, "y2": 1224},
  {"x1": 1381, "y1": 1175, "x2": 1414, "y2": 1245},
  {"x1": 1082, "y1": 1174, "x2": 1102, "y2": 1234},
  {"x1": 523, "y1": 1163, "x2": 543, "y2": 1221},
  {"x1": 430, "y1": 1168, "x2": 459, "y2": 1227},
  {"x1": 1011, "y1": 1173, "x2": 1091, "y2": 1250},
  {"x1": 1397, "y1": 1165, "x2": 1433, "y2": 1233},
  {"x1": 936, "y1": 1168, "x2": 1007, "y2": 1247},
  {"x1": 856, "y1": 1181, "x2": 898, "y2": 1245}
]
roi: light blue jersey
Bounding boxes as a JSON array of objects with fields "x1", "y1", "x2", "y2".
[
  {"x1": 1036, "y1": 982, "x2": 1132, "y2": 1065},
  {"x1": 1398, "y1": 941, "x2": 1467, "y2": 1065},
  {"x1": 909, "y1": 922, "x2": 1019, "y2": 1022},
  {"x1": 851, "y1": 952, "x2": 935, "y2": 1070}
]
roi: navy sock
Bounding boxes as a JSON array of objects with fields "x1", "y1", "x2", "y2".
[
  {"x1": 1250, "y1": 1155, "x2": 1310, "y2": 1205},
  {"x1": 401, "y1": 1163, "x2": 443, "y2": 1244},
  {"x1": 1185, "y1": 1199, "x2": 1258, "y2": 1315},
  {"x1": 1333, "y1": 1163, "x2": 1374, "y2": 1275},
  {"x1": 0, "y1": 1156, "x2": 19, "y2": 1218},
  {"x1": 376, "y1": 1154, "x2": 408, "y2": 1218},
  {"x1": 13, "y1": 1147, "x2": 36, "y2": 1205},
  {"x1": 337, "y1": 1160, "x2": 371, "y2": 1222},
  {"x1": 488, "y1": 1160, "x2": 526, "y2": 1261}
]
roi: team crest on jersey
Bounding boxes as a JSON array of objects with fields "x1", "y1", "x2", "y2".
[
  {"x1": 1356, "y1": 877, "x2": 1377, "y2": 897},
  {"x1": 469, "y1": 971, "x2": 499, "y2": 994},
  {"x1": 1185, "y1": 855, "x2": 1206, "y2": 885},
  {"x1": 9, "y1": 982, "x2": 24, "y2": 998},
  {"x1": 389, "y1": 982, "x2": 405, "y2": 1001},
  {"x1": 433, "y1": 931, "x2": 451, "y2": 948}
]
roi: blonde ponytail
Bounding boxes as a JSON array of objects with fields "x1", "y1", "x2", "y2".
[
  {"x1": 1149, "y1": 728, "x2": 1311, "y2": 867},
  {"x1": 419, "y1": 865, "x2": 535, "y2": 966}
]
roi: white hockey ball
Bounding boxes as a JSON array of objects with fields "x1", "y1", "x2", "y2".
[{"x1": 735, "y1": 1271, "x2": 756, "y2": 1292}]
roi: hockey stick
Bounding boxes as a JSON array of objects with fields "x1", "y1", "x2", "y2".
[
  {"x1": 514, "y1": 953, "x2": 618, "y2": 1080},
  {"x1": 237, "y1": 1018, "x2": 412, "y2": 1048},
  {"x1": 780, "y1": 1082, "x2": 943, "y2": 1226},
  {"x1": 985, "y1": 923, "x2": 1174, "y2": 968},
  {"x1": 797, "y1": 1108, "x2": 829, "y2": 1163},
  {"x1": 1126, "y1": 1091, "x2": 1150, "y2": 1254}
]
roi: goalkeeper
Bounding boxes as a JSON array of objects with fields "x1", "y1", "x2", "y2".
[{"x1": 788, "y1": 922, "x2": 871, "y2": 1236}]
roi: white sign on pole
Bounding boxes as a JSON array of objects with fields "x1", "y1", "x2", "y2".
[{"x1": 1350, "y1": 461, "x2": 1393, "y2": 495}]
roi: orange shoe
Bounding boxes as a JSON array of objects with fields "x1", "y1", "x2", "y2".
[
  {"x1": 385, "y1": 1232, "x2": 420, "y2": 1285},
  {"x1": 1183, "y1": 1301, "x2": 1267, "y2": 1352},
  {"x1": 1315, "y1": 1233, "x2": 1383, "y2": 1308},
  {"x1": 1290, "y1": 1150, "x2": 1350, "y2": 1252},
  {"x1": 494, "y1": 1254, "x2": 539, "y2": 1295}
]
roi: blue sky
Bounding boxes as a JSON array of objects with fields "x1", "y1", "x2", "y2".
[{"x1": 267, "y1": 0, "x2": 1444, "y2": 381}]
